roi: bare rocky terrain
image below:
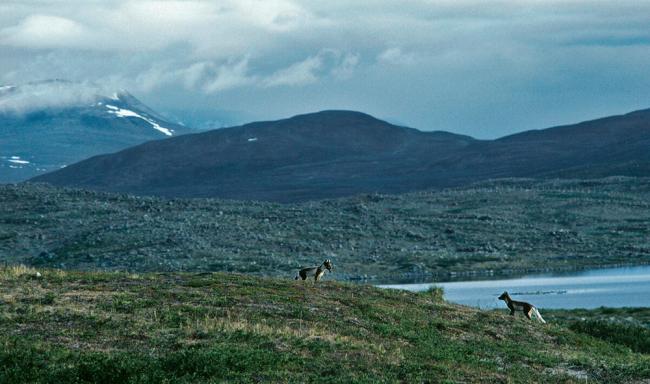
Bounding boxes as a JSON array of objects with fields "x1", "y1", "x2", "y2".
[{"x1": 2, "y1": 177, "x2": 649, "y2": 281}]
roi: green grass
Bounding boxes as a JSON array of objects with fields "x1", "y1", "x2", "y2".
[
  {"x1": 545, "y1": 307, "x2": 650, "y2": 354},
  {"x1": 1, "y1": 266, "x2": 649, "y2": 383},
  {"x1": 569, "y1": 321, "x2": 650, "y2": 354},
  {"x1": 546, "y1": 307, "x2": 650, "y2": 328}
]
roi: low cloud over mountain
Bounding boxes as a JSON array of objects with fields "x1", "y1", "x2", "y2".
[
  {"x1": 4, "y1": 1, "x2": 650, "y2": 138},
  {"x1": 0, "y1": 80, "x2": 191, "y2": 182}
]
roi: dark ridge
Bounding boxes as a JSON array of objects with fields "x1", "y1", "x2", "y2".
[{"x1": 31, "y1": 107, "x2": 650, "y2": 202}]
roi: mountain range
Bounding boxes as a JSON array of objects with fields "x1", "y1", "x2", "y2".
[
  {"x1": 0, "y1": 80, "x2": 191, "y2": 183},
  {"x1": 31, "y1": 107, "x2": 650, "y2": 202}
]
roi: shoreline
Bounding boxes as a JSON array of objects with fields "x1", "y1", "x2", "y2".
[{"x1": 346, "y1": 261, "x2": 650, "y2": 285}]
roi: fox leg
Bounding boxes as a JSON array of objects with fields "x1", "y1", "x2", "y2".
[{"x1": 525, "y1": 309, "x2": 533, "y2": 320}]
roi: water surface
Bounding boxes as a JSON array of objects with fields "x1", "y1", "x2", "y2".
[{"x1": 378, "y1": 265, "x2": 650, "y2": 309}]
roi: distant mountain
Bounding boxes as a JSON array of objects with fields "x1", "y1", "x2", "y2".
[
  {"x1": 426, "y1": 108, "x2": 650, "y2": 183},
  {"x1": 31, "y1": 108, "x2": 650, "y2": 202},
  {"x1": 0, "y1": 80, "x2": 192, "y2": 182},
  {"x1": 31, "y1": 110, "x2": 476, "y2": 201}
]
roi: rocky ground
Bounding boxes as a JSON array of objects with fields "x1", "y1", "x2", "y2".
[{"x1": 1, "y1": 177, "x2": 649, "y2": 281}]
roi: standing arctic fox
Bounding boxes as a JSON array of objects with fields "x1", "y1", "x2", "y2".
[{"x1": 498, "y1": 291, "x2": 546, "y2": 323}]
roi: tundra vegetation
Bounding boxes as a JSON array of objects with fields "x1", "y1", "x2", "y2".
[
  {"x1": 1, "y1": 266, "x2": 649, "y2": 383},
  {"x1": 1, "y1": 177, "x2": 649, "y2": 281}
]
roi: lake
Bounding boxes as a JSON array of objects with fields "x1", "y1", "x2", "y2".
[{"x1": 378, "y1": 265, "x2": 650, "y2": 309}]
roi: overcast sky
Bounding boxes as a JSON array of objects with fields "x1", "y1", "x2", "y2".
[{"x1": 2, "y1": 1, "x2": 650, "y2": 138}]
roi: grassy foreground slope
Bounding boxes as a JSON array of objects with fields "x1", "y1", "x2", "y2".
[
  {"x1": 2, "y1": 177, "x2": 650, "y2": 280},
  {"x1": 1, "y1": 266, "x2": 649, "y2": 383},
  {"x1": 545, "y1": 308, "x2": 650, "y2": 355}
]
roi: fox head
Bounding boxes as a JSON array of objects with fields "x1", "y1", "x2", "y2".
[{"x1": 498, "y1": 291, "x2": 509, "y2": 301}]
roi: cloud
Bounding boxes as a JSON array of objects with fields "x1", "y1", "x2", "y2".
[
  {"x1": 0, "y1": 15, "x2": 88, "y2": 49},
  {"x1": 180, "y1": 62, "x2": 213, "y2": 90},
  {"x1": 377, "y1": 48, "x2": 418, "y2": 66},
  {"x1": 331, "y1": 53, "x2": 360, "y2": 79},
  {"x1": 263, "y1": 55, "x2": 322, "y2": 87},
  {"x1": 0, "y1": 1, "x2": 316, "y2": 55},
  {"x1": 3, "y1": 1, "x2": 650, "y2": 137},
  {"x1": 263, "y1": 50, "x2": 361, "y2": 87},
  {"x1": 203, "y1": 59, "x2": 256, "y2": 93},
  {"x1": 130, "y1": 59, "x2": 257, "y2": 94},
  {"x1": 0, "y1": 80, "x2": 113, "y2": 114},
  {"x1": 123, "y1": 50, "x2": 358, "y2": 94},
  {"x1": 229, "y1": 0, "x2": 312, "y2": 31}
]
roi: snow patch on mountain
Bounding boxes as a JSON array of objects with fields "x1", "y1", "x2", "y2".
[
  {"x1": 2, "y1": 155, "x2": 31, "y2": 168},
  {"x1": 106, "y1": 105, "x2": 174, "y2": 136}
]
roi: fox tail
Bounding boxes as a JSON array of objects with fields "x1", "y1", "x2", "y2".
[{"x1": 532, "y1": 307, "x2": 546, "y2": 324}]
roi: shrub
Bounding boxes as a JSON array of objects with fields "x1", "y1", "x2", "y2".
[
  {"x1": 424, "y1": 286, "x2": 444, "y2": 302},
  {"x1": 569, "y1": 320, "x2": 650, "y2": 354}
]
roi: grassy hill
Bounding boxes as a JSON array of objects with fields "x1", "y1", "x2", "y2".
[
  {"x1": 1, "y1": 266, "x2": 648, "y2": 383},
  {"x1": 2, "y1": 177, "x2": 650, "y2": 281}
]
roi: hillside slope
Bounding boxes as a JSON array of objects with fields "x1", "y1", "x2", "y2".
[
  {"x1": 1, "y1": 266, "x2": 648, "y2": 383},
  {"x1": 31, "y1": 108, "x2": 650, "y2": 202},
  {"x1": 31, "y1": 110, "x2": 477, "y2": 201},
  {"x1": 432, "y1": 108, "x2": 650, "y2": 183},
  {"x1": 2, "y1": 178, "x2": 650, "y2": 281}
]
